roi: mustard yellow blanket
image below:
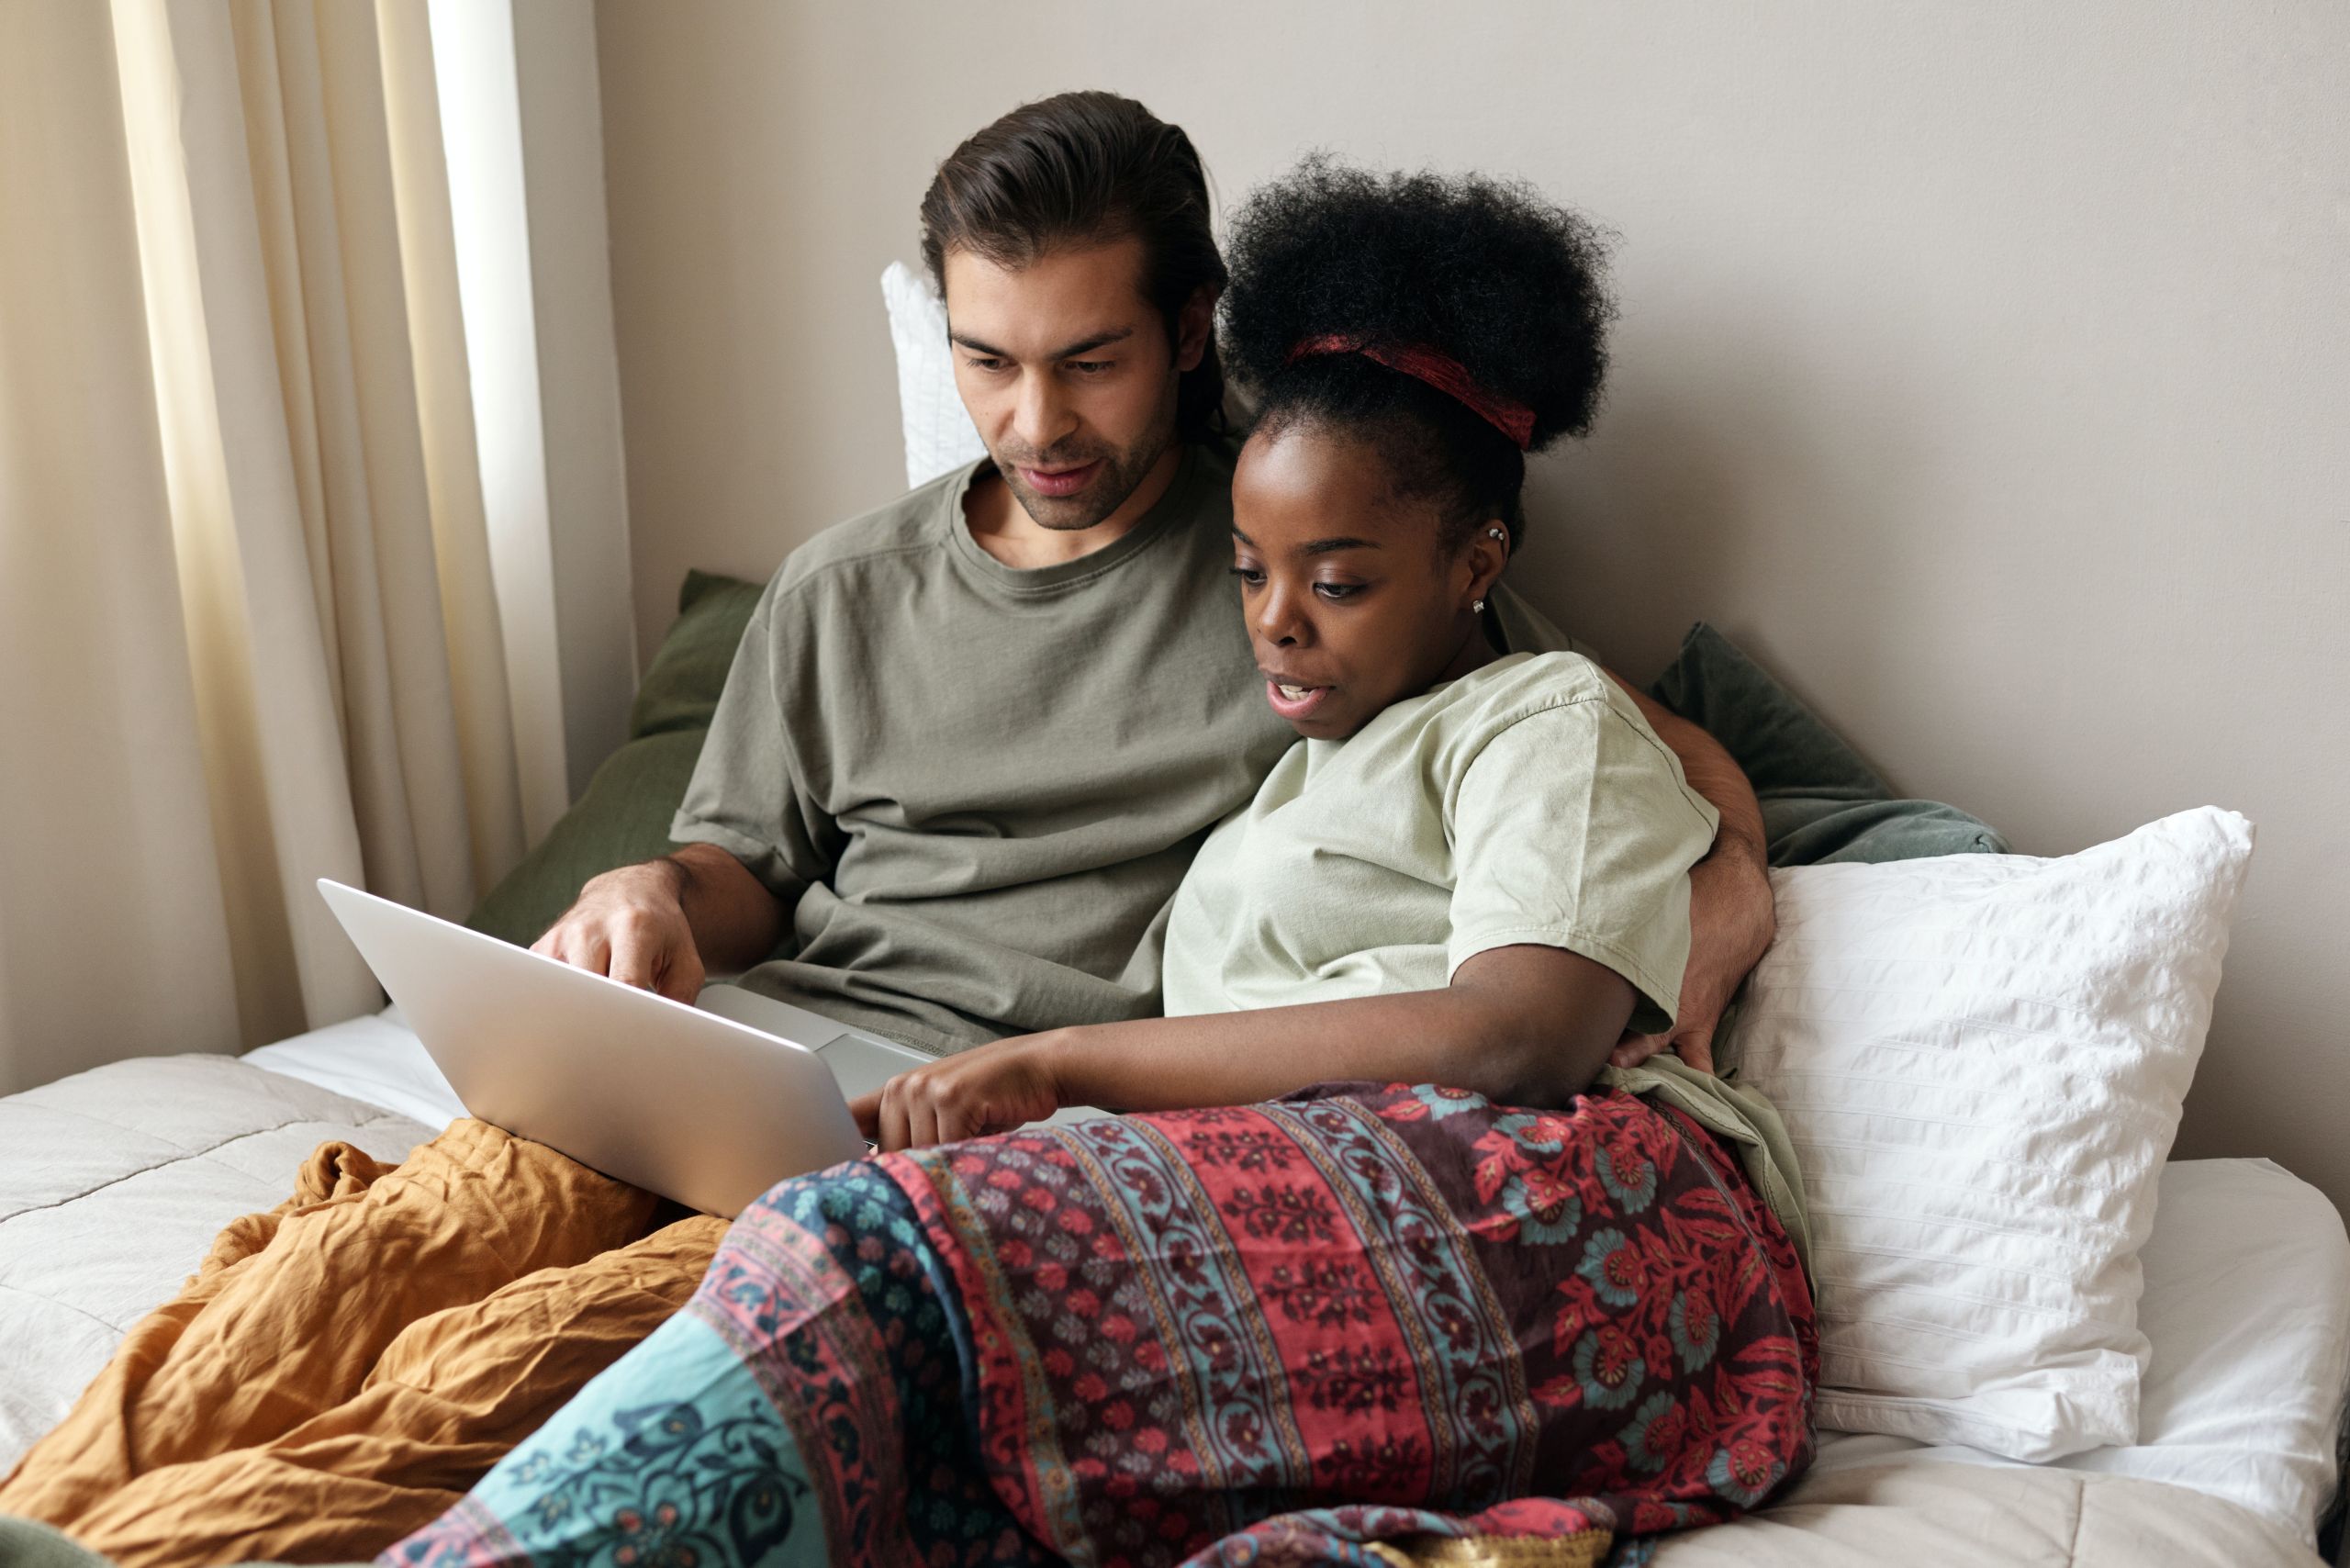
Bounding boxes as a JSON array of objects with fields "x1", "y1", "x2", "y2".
[{"x1": 0, "y1": 1121, "x2": 722, "y2": 1568}]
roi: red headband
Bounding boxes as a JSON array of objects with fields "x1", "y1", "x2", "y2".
[{"x1": 1285, "y1": 333, "x2": 1536, "y2": 450}]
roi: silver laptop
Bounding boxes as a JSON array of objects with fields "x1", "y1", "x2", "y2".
[{"x1": 317, "y1": 878, "x2": 940, "y2": 1216}]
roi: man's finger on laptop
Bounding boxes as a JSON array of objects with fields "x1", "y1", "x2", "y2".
[
  {"x1": 655, "y1": 961, "x2": 702, "y2": 1004},
  {"x1": 606, "y1": 930, "x2": 657, "y2": 991}
]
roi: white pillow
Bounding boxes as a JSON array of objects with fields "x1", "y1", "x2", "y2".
[
  {"x1": 1727, "y1": 806, "x2": 2255, "y2": 1462},
  {"x1": 880, "y1": 261, "x2": 987, "y2": 489}
]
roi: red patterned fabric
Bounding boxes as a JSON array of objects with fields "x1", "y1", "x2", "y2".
[
  {"x1": 386, "y1": 1082, "x2": 1814, "y2": 1568},
  {"x1": 890, "y1": 1081, "x2": 1818, "y2": 1564}
]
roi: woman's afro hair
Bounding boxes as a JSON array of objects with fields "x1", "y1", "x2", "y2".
[{"x1": 1220, "y1": 157, "x2": 1616, "y2": 544}]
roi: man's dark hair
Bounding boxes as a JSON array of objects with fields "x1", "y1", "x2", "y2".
[
  {"x1": 1220, "y1": 156, "x2": 1615, "y2": 551},
  {"x1": 920, "y1": 91, "x2": 1227, "y2": 442}
]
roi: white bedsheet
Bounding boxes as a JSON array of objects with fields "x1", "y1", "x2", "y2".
[
  {"x1": 1812, "y1": 1156, "x2": 2350, "y2": 1545},
  {"x1": 237, "y1": 1009, "x2": 2350, "y2": 1543},
  {"x1": 0, "y1": 1055, "x2": 434, "y2": 1470}
]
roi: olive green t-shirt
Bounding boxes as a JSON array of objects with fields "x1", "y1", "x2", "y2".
[{"x1": 673, "y1": 437, "x2": 1299, "y2": 1054}]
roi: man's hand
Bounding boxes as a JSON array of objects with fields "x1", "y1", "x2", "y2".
[
  {"x1": 1606, "y1": 675, "x2": 1775, "y2": 1077},
  {"x1": 532, "y1": 859, "x2": 706, "y2": 1003},
  {"x1": 850, "y1": 1033, "x2": 1068, "y2": 1151},
  {"x1": 1610, "y1": 847, "x2": 1775, "y2": 1075}
]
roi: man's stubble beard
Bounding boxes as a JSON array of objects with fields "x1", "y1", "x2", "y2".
[{"x1": 993, "y1": 388, "x2": 1181, "y2": 533}]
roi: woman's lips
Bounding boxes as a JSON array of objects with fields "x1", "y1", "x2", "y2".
[
  {"x1": 1018, "y1": 460, "x2": 1102, "y2": 498},
  {"x1": 1265, "y1": 678, "x2": 1333, "y2": 722}
]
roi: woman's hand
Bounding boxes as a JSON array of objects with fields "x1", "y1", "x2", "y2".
[{"x1": 849, "y1": 1032, "x2": 1069, "y2": 1151}]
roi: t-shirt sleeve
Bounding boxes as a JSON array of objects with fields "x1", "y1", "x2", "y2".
[
  {"x1": 668, "y1": 585, "x2": 839, "y2": 904},
  {"x1": 1447, "y1": 696, "x2": 1720, "y2": 1027}
]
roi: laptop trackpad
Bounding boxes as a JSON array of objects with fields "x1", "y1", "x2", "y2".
[{"x1": 816, "y1": 1033, "x2": 932, "y2": 1101}]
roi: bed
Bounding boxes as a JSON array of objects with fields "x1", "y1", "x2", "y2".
[{"x1": 2, "y1": 1007, "x2": 2344, "y2": 1565}]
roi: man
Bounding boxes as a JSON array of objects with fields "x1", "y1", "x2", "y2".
[{"x1": 537, "y1": 90, "x2": 1773, "y2": 1086}]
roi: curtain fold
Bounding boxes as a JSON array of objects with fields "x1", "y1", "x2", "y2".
[
  {"x1": 375, "y1": 0, "x2": 530, "y2": 902},
  {"x1": 0, "y1": 0, "x2": 245, "y2": 1090},
  {"x1": 0, "y1": 0, "x2": 544, "y2": 1089}
]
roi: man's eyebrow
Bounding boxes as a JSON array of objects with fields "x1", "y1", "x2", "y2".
[{"x1": 948, "y1": 326, "x2": 1135, "y2": 361}]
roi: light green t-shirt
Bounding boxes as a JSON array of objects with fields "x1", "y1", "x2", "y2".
[{"x1": 1162, "y1": 651, "x2": 1718, "y2": 1031}]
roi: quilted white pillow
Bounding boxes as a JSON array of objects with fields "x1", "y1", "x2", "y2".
[
  {"x1": 1728, "y1": 806, "x2": 2255, "y2": 1462},
  {"x1": 880, "y1": 261, "x2": 988, "y2": 489}
]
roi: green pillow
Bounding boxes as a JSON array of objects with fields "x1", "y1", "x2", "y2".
[
  {"x1": 465, "y1": 570, "x2": 763, "y2": 946},
  {"x1": 627, "y1": 569, "x2": 768, "y2": 739},
  {"x1": 1648, "y1": 622, "x2": 2008, "y2": 867}
]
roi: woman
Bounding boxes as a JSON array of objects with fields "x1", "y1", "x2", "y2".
[{"x1": 386, "y1": 162, "x2": 1815, "y2": 1568}]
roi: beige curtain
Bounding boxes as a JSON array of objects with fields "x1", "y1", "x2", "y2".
[{"x1": 0, "y1": 0, "x2": 533, "y2": 1092}]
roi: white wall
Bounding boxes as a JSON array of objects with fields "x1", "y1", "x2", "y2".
[{"x1": 595, "y1": 2, "x2": 2350, "y2": 1210}]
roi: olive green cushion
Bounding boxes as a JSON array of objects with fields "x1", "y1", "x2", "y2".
[
  {"x1": 625, "y1": 569, "x2": 767, "y2": 740},
  {"x1": 465, "y1": 570, "x2": 762, "y2": 946},
  {"x1": 1647, "y1": 622, "x2": 2008, "y2": 867}
]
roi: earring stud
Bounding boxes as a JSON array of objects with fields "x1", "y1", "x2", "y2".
[
  {"x1": 1487, "y1": 527, "x2": 1505, "y2": 542},
  {"x1": 1472, "y1": 599, "x2": 1486, "y2": 613}
]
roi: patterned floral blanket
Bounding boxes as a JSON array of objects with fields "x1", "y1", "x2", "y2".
[{"x1": 390, "y1": 1082, "x2": 1818, "y2": 1568}]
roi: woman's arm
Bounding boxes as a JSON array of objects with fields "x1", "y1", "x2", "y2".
[{"x1": 852, "y1": 944, "x2": 1636, "y2": 1150}]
